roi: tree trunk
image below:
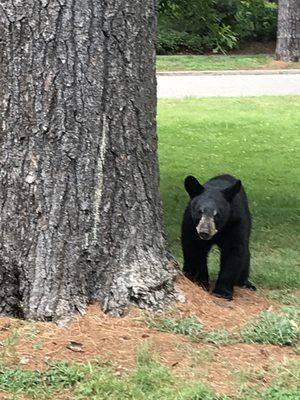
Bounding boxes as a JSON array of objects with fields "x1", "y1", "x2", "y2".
[
  {"x1": 276, "y1": 0, "x2": 300, "y2": 62},
  {"x1": 0, "y1": 0, "x2": 178, "y2": 322}
]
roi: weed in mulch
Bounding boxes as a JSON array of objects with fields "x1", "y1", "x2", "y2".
[
  {"x1": 241, "y1": 307, "x2": 299, "y2": 346},
  {"x1": 203, "y1": 329, "x2": 231, "y2": 346},
  {"x1": 263, "y1": 289, "x2": 300, "y2": 307},
  {"x1": 146, "y1": 314, "x2": 233, "y2": 346},
  {"x1": 146, "y1": 315, "x2": 204, "y2": 339}
]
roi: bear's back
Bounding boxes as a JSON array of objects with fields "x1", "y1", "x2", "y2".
[
  {"x1": 205, "y1": 174, "x2": 238, "y2": 191},
  {"x1": 206, "y1": 174, "x2": 251, "y2": 229}
]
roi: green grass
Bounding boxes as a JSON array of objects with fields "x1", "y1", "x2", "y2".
[
  {"x1": 0, "y1": 346, "x2": 222, "y2": 400},
  {"x1": 158, "y1": 96, "x2": 300, "y2": 289},
  {"x1": 203, "y1": 329, "x2": 231, "y2": 346},
  {"x1": 0, "y1": 362, "x2": 87, "y2": 398},
  {"x1": 147, "y1": 306, "x2": 299, "y2": 347},
  {"x1": 146, "y1": 315, "x2": 203, "y2": 338},
  {"x1": 0, "y1": 346, "x2": 298, "y2": 400},
  {"x1": 157, "y1": 54, "x2": 300, "y2": 71},
  {"x1": 263, "y1": 289, "x2": 300, "y2": 307},
  {"x1": 147, "y1": 315, "x2": 232, "y2": 345},
  {"x1": 257, "y1": 385, "x2": 300, "y2": 400},
  {"x1": 241, "y1": 307, "x2": 299, "y2": 346},
  {"x1": 234, "y1": 360, "x2": 300, "y2": 400}
]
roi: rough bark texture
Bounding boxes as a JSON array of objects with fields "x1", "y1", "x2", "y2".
[
  {"x1": 0, "y1": 0, "x2": 178, "y2": 321},
  {"x1": 276, "y1": 0, "x2": 300, "y2": 62}
]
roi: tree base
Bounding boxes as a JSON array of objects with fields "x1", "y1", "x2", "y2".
[{"x1": 102, "y1": 259, "x2": 181, "y2": 317}]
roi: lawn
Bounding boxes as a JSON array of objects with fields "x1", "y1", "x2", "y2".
[
  {"x1": 157, "y1": 54, "x2": 300, "y2": 72},
  {"x1": 158, "y1": 96, "x2": 300, "y2": 289}
]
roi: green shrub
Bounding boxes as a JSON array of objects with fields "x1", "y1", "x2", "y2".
[
  {"x1": 157, "y1": 29, "x2": 203, "y2": 54},
  {"x1": 157, "y1": 26, "x2": 237, "y2": 55},
  {"x1": 209, "y1": 23, "x2": 238, "y2": 53},
  {"x1": 234, "y1": 0, "x2": 278, "y2": 42},
  {"x1": 158, "y1": 0, "x2": 238, "y2": 54},
  {"x1": 157, "y1": 0, "x2": 278, "y2": 54}
]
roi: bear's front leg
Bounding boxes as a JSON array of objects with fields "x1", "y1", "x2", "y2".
[
  {"x1": 213, "y1": 243, "x2": 244, "y2": 300},
  {"x1": 195, "y1": 253, "x2": 210, "y2": 291},
  {"x1": 182, "y1": 210, "x2": 210, "y2": 290},
  {"x1": 183, "y1": 251, "x2": 210, "y2": 291}
]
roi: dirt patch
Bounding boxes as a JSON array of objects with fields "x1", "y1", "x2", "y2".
[
  {"x1": 229, "y1": 41, "x2": 276, "y2": 55},
  {"x1": 267, "y1": 59, "x2": 289, "y2": 69},
  {"x1": 175, "y1": 41, "x2": 276, "y2": 56},
  {"x1": 0, "y1": 276, "x2": 298, "y2": 396}
]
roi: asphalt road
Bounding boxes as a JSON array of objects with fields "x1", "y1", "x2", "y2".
[{"x1": 157, "y1": 72, "x2": 300, "y2": 98}]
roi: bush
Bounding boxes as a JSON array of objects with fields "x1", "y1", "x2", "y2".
[
  {"x1": 157, "y1": 0, "x2": 278, "y2": 54},
  {"x1": 157, "y1": 25, "x2": 237, "y2": 55},
  {"x1": 157, "y1": 28, "x2": 237, "y2": 54},
  {"x1": 157, "y1": 29, "x2": 202, "y2": 54},
  {"x1": 234, "y1": 0, "x2": 278, "y2": 42}
]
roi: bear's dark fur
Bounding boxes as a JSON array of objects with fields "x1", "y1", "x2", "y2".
[{"x1": 181, "y1": 174, "x2": 256, "y2": 300}]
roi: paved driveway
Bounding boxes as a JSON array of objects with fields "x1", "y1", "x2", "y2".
[{"x1": 157, "y1": 72, "x2": 300, "y2": 98}]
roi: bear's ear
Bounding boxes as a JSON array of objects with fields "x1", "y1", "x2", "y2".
[
  {"x1": 222, "y1": 180, "x2": 241, "y2": 202},
  {"x1": 184, "y1": 176, "x2": 204, "y2": 199}
]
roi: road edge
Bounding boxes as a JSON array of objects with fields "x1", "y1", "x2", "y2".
[{"x1": 157, "y1": 69, "x2": 300, "y2": 76}]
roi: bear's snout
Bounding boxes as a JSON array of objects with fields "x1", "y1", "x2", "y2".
[
  {"x1": 199, "y1": 232, "x2": 211, "y2": 240},
  {"x1": 196, "y1": 216, "x2": 218, "y2": 240}
]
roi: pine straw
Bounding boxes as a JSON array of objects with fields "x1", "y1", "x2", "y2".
[
  {"x1": 0, "y1": 276, "x2": 298, "y2": 396},
  {"x1": 174, "y1": 275, "x2": 274, "y2": 331}
]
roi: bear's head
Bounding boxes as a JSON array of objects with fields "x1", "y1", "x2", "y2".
[{"x1": 184, "y1": 176, "x2": 241, "y2": 240}]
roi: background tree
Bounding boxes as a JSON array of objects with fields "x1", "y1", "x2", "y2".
[
  {"x1": 0, "y1": 0, "x2": 177, "y2": 322},
  {"x1": 276, "y1": 0, "x2": 300, "y2": 61}
]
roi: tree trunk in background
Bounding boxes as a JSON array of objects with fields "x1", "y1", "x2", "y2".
[
  {"x1": 0, "y1": 1, "x2": 177, "y2": 321},
  {"x1": 276, "y1": 0, "x2": 300, "y2": 62}
]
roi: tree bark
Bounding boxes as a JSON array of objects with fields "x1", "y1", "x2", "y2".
[
  {"x1": 276, "y1": 0, "x2": 300, "y2": 62},
  {"x1": 0, "y1": 0, "x2": 178, "y2": 321}
]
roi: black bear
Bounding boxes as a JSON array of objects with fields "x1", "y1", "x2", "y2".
[{"x1": 181, "y1": 174, "x2": 256, "y2": 300}]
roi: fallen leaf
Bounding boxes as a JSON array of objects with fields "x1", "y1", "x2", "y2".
[{"x1": 66, "y1": 341, "x2": 84, "y2": 352}]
